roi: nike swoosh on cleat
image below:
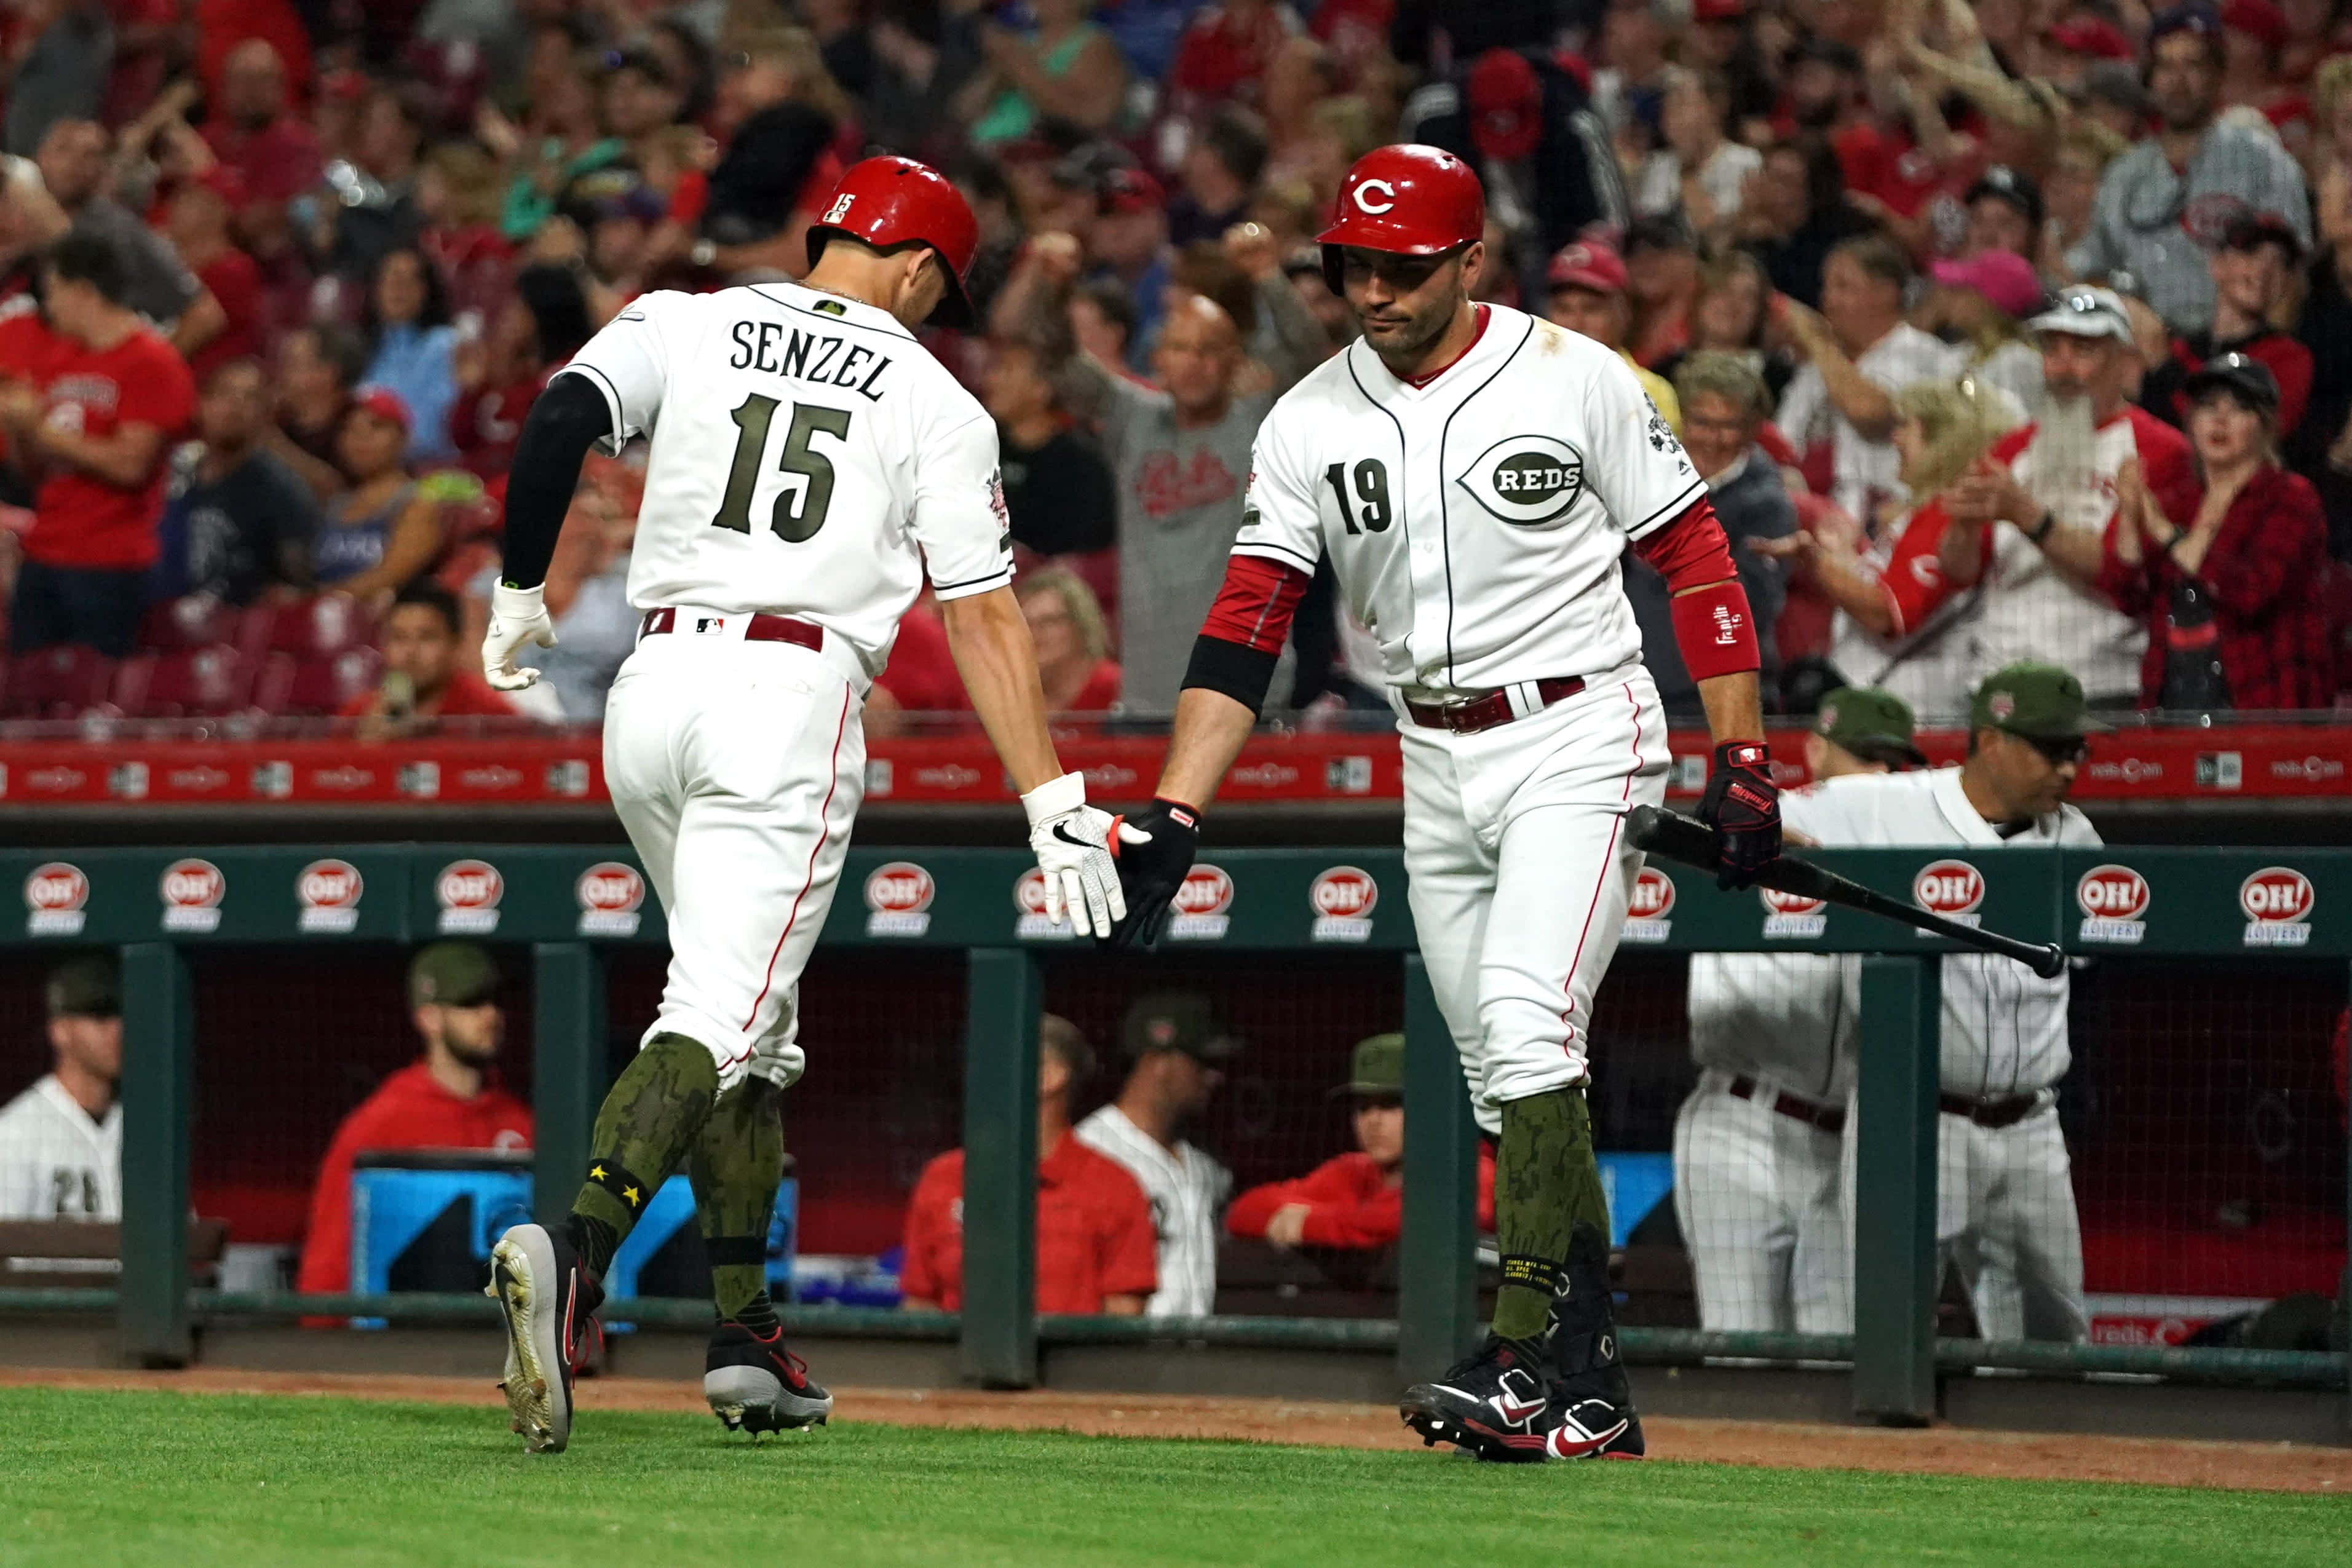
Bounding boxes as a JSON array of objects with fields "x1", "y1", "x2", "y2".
[{"x1": 1495, "y1": 1395, "x2": 1547, "y2": 1423}]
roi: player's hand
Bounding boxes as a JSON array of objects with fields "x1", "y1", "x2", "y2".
[
  {"x1": 1021, "y1": 771, "x2": 1137, "y2": 940},
  {"x1": 1102, "y1": 797, "x2": 1200, "y2": 949},
  {"x1": 1700, "y1": 740, "x2": 1781, "y2": 890},
  {"x1": 483, "y1": 582, "x2": 558, "y2": 691}
]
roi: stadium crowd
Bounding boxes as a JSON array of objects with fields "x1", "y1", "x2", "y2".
[{"x1": 0, "y1": 0, "x2": 2346, "y2": 726}]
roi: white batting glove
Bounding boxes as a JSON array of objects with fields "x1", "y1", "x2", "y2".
[
  {"x1": 1021, "y1": 771, "x2": 1138, "y2": 940},
  {"x1": 483, "y1": 582, "x2": 558, "y2": 691}
]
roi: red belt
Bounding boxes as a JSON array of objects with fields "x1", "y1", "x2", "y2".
[
  {"x1": 639, "y1": 607, "x2": 822, "y2": 652},
  {"x1": 1403, "y1": 675, "x2": 1586, "y2": 734},
  {"x1": 1726, "y1": 1074, "x2": 1846, "y2": 1134},
  {"x1": 1939, "y1": 1092, "x2": 2040, "y2": 1129}
]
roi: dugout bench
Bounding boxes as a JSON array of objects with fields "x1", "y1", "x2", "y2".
[{"x1": 0, "y1": 840, "x2": 2345, "y2": 1430}]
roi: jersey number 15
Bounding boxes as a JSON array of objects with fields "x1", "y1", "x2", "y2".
[{"x1": 711, "y1": 395, "x2": 854, "y2": 542}]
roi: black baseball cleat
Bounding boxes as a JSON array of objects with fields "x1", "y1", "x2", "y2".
[
  {"x1": 1400, "y1": 1226, "x2": 1644, "y2": 1463},
  {"x1": 486, "y1": 1222, "x2": 603, "y2": 1454},
  {"x1": 705, "y1": 1317, "x2": 834, "y2": 1435}
]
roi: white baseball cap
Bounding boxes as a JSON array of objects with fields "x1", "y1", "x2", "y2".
[{"x1": 2025, "y1": 286, "x2": 2134, "y2": 345}]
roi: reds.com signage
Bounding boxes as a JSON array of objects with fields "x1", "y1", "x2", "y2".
[
  {"x1": 2240, "y1": 867, "x2": 2314, "y2": 946},
  {"x1": 436, "y1": 858, "x2": 504, "y2": 936},
  {"x1": 25, "y1": 861, "x2": 88, "y2": 937},
  {"x1": 159, "y1": 858, "x2": 225, "y2": 934},
  {"x1": 1623, "y1": 867, "x2": 1675, "y2": 944},
  {"x1": 2076, "y1": 865, "x2": 2150, "y2": 945},
  {"x1": 576, "y1": 861, "x2": 646, "y2": 938},
  {"x1": 1167, "y1": 865, "x2": 1235, "y2": 941},
  {"x1": 864, "y1": 861, "x2": 934, "y2": 938},
  {"x1": 1309, "y1": 866, "x2": 1376, "y2": 943}
]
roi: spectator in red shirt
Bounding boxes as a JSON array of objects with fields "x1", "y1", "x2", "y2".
[
  {"x1": 2141, "y1": 213, "x2": 2315, "y2": 441},
  {"x1": 449, "y1": 263, "x2": 592, "y2": 481},
  {"x1": 2103, "y1": 353, "x2": 2334, "y2": 710},
  {"x1": 1227, "y1": 1034, "x2": 1497, "y2": 1251},
  {"x1": 0, "y1": 234, "x2": 196, "y2": 654},
  {"x1": 1016, "y1": 567, "x2": 1121, "y2": 713},
  {"x1": 865, "y1": 593, "x2": 967, "y2": 736},
  {"x1": 900, "y1": 1014, "x2": 1158, "y2": 1315},
  {"x1": 341, "y1": 582, "x2": 517, "y2": 734},
  {"x1": 1168, "y1": 0, "x2": 1297, "y2": 117},
  {"x1": 165, "y1": 165, "x2": 264, "y2": 386},
  {"x1": 200, "y1": 39, "x2": 321, "y2": 262},
  {"x1": 295, "y1": 942, "x2": 531, "y2": 1296}
]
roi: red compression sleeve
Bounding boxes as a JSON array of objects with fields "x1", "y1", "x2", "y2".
[
  {"x1": 1636, "y1": 497, "x2": 1760, "y2": 682},
  {"x1": 1200, "y1": 553, "x2": 1311, "y2": 651}
]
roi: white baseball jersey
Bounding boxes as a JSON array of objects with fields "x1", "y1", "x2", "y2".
[
  {"x1": 1686, "y1": 788, "x2": 1858, "y2": 1101},
  {"x1": 1792, "y1": 766, "x2": 2099, "y2": 1096},
  {"x1": 1775, "y1": 323, "x2": 1961, "y2": 527},
  {"x1": 1074, "y1": 1104, "x2": 1230, "y2": 1318},
  {"x1": 563, "y1": 282, "x2": 1013, "y2": 673},
  {"x1": 0, "y1": 1075, "x2": 121, "y2": 1221},
  {"x1": 1970, "y1": 413, "x2": 2163, "y2": 702},
  {"x1": 1232, "y1": 304, "x2": 1706, "y2": 697}
]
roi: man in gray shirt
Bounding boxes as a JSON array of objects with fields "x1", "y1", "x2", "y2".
[
  {"x1": 2067, "y1": 9, "x2": 2308, "y2": 335},
  {"x1": 999, "y1": 223, "x2": 1328, "y2": 712}
]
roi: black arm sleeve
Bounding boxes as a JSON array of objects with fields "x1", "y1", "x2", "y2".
[
  {"x1": 1181, "y1": 635, "x2": 1279, "y2": 716},
  {"x1": 499, "y1": 373, "x2": 614, "y2": 590}
]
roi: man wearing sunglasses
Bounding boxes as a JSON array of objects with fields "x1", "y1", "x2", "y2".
[
  {"x1": 1780, "y1": 660, "x2": 2101, "y2": 1344},
  {"x1": 2067, "y1": 5, "x2": 2309, "y2": 336}
]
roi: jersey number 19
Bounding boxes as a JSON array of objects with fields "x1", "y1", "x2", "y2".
[{"x1": 712, "y1": 395, "x2": 855, "y2": 542}]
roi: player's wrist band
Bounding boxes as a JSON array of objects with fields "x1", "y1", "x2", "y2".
[
  {"x1": 1667, "y1": 578, "x2": 1762, "y2": 683},
  {"x1": 1020, "y1": 770, "x2": 1087, "y2": 826},
  {"x1": 1716, "y1": 740, "x2": 1770, "y2": 771}
]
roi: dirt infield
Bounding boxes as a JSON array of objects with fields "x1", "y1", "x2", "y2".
[{"x1": 6, "y1": 1366, "x2": 2344, "y2": 1492}]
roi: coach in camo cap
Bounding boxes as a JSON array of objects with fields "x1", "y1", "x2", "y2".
[{"x1": 1812, "y1": 686, "x2": 1926, "y2": 770}]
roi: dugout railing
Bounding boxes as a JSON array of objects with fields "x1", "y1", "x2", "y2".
[{"x1": 0, "y1": 841, "x2": 2344, "y2": 1428}]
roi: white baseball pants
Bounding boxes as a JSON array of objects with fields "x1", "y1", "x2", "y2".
[
  {"x1": 1934, "y1": 1102, "x2": 2088, "y2": 1343},
  {"x1": 603, "y1": 624, "x2": 866, "y2": 1091},
  {"x1": 1672, "y1": 1072, "x2": 1851, "y2": 1334},
  {"x1": 1401, "y1": 668, "x2": 1671, "y2": 1135}
]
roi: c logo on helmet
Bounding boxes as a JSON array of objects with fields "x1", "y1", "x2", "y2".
[
  {"x1": 823, "y1": 192, "x2": 855, "y2": 223},
  {"x1": 1352, "y1": 178, "x2": 1396, "y2": 215}
]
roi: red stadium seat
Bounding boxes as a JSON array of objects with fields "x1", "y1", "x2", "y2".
[
  {"x1": 251, "y1": 647, "x2": 384, "y2": 716},
  {"x1": 116, "y1": 644, "x2": 256, "y2": 718},
  {"x1": 243, "y1": 592, "x2": 375, "y2": 660},
  {"x1": 0, "y1": 644, "x2": 119, "y2": 719},
  {"x1": 137, "y1": 594, "x2": 240, "y2": 651}
]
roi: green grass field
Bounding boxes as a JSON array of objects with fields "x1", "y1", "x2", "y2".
[{"x1": 6, "y1": 1388, "x2": 2346, "y2": 1568}]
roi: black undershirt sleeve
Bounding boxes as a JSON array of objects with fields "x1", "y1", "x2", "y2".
[
  {"x1": 498, "y1": 373, "x2": 616, "y2": 590},
  {"x1": 1181, "y1": 635, "x2": 1280, "y2": 716}
]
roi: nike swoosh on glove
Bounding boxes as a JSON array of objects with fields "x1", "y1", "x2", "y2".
[
  {"x1": 483, "y1": 582, "x2": 559, "y2": 691},
  {"x1": 1102, "y1": 797, "x2": 1200, "y2": 949},
  {"x1": 1023, "y1": 771, "x2": 1142, "y2": 940},
  {"x1": 1700, "y1": 740, "x2": 1781, "y2": 889}
]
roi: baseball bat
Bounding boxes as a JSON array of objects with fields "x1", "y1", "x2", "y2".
[{"x1": 1625, "y1": 804, "x2": 2068, "y2": 980}]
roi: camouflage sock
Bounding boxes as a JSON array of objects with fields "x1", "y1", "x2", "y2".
[
  {"x1": 568, "y1": 1032, "x2": 720, "y2": 1275},
  {"x1": 1491, "y1": 1087, "x2": 1610, "y2": 1342},
  {"x1": 689, "y1": 1076, "x2": 785, "y2": 1328}
]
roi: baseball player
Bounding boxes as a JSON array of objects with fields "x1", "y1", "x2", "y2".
[
  {"x1": 0, "y1": 956, "x2": 121, "y2": 1222},
  {"x1": 1674, "y1": 687, "x2": 1925, "y2": 1337},
  {"x1": 1107, "y1": 145, "x2": 1783, "y2": 1462},
  {"x1": 1800, "y1": 662, "x2": 2098, "y2": 1343},
  {"x1": 477, "y1": 156, "x2": 1134, "y2": 1453}
]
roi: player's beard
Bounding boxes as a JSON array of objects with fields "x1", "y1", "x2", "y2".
[{"x1": 1361, "y1": 288, "x2": 1460, "y2": 367}]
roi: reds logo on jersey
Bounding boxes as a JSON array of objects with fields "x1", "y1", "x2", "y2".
[{"x1": 1458, "y1": 435, "x2": 1586, "y2": 526}]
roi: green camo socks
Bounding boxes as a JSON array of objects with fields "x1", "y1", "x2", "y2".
[
  {"x1": 1491, "y1": 1087, "x2": 1610, "y2": 1341},
  {"x1": 691, "y1": 1076, "x2": 786, "y2": 1325},
  {"x1": 568, "y1": 1032, "x2": 719, "y2": 1275}
]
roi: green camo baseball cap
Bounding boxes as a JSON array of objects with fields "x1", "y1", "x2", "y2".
[
  {"x1": 46, "y1": 954, "x2": 119, "y2": 1018},
  {"x1": 1815, "y1": 686, "x2": 1926, "y2": 766},
  {"x1": 1969, "y1": 661, "x2": 2108, "y2": 741},
  {"x1": 1330, "y1": 1032, "x2": 1404, "y2": 1099},
  {"x1": 409, "y1": 942, "x2": 501, "y2": 1008},
  {"x1": 1120, "y1": 991, "x2": 1241, "y2": 1063}
]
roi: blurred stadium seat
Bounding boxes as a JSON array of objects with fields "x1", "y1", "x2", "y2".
[
  {"x1": 1, "y1": 646, "x2": 119, "y2": 720},
  {"x1": 252, "y1": 647, "x2": 383, "y2": 716},
  {"x1": 114, "y1": 644, "x2": 256, "y2": 719}
]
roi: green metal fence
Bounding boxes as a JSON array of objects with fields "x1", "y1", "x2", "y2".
[{"x1": 0, "y1": 841, "x2": 2345, "y2": 1422}]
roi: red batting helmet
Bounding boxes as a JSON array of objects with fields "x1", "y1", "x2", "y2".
[
  {"x1": 1315, "y1": 144, "x2": 1486, "y2": 293},
  {"x1": 805, "y1": 155, "x2": 980, "y2": 327}
]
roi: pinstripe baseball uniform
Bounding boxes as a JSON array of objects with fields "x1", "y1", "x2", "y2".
[{"x1": 1074, "y1": 1104, "x2": 1231, "y2": 1318}]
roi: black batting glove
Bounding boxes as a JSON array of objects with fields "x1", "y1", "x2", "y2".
[
  {"x1": 1700, "y1": 740, "x2": 1780, "y2": 890},
  {"x1": 1101, "y1": 798, "x2": 1200, "y2": 949}
]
